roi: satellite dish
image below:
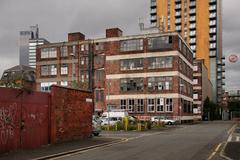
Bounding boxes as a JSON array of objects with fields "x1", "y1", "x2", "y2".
[{"x1": 229, "y1": 54, "x2": 238, "y2": 63}]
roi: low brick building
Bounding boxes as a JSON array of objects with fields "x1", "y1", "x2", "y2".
[
  {"x1": 36, "y1": 28, "x2": 194, "y2": 121},
  {"x1": 193, "y1": 59, "x2": 213, "y2": 120}
]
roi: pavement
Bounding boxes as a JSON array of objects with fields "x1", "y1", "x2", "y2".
[
  {"x1": 0, "y1": 137, "x2": 118, "y2": 160},
  {"x1": 220, "y1": 122, "x2": 240, "y2": 160}
]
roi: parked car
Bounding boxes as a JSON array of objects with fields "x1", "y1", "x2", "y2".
[
  {"x1": 100, "y1": 117, "x2": 121, "y2": 126},
  {"x1": 160, "y1": 119, "x2": 176, "y2": 125},
  {"x1": 151, "y1": 116, "x2": 176, "y2": 125},
  {"x1": 92, "y1": 115, "x2": 102, "y2": 136}
]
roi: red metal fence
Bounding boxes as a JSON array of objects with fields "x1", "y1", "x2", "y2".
[
  {"x1": 0, "y1": 86, "x2": 93, "y2": 153},
  {"x1": 0, "y1": 88, "x2": 50, "y2": 153}
]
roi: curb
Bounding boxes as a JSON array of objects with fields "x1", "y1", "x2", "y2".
[
  {"x1": 220, "y1": 142, "x2": 233, "y2": 160},
  {"x1": 219, "y1": 124, "x2": 238, "y2": 160},
  {"x1": 32, "y1": 138, "x2": 127, "y2": 160}
]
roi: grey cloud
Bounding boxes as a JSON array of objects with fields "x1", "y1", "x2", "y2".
[{"x1": 0, "y1": 0, "x2": 239, "y2": 91}]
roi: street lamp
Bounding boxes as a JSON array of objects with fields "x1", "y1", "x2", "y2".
[{"x1": 179, "y1": 84, "x2": 184, "y2": 124}]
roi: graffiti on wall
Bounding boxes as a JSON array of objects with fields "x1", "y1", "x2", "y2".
[{"x1": 0, "y1": 103, "x2": 17, "y2": 145}]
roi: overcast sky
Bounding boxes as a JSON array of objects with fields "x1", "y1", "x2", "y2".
[{"x1": 0, "y1": 0, "x2": 239, "y2": 91}]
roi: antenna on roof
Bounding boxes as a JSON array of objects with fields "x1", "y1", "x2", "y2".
[{"x1": 139, "y1": 18, "x2": 145, "y2": 31}]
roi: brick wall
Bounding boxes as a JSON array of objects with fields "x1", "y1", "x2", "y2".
[{"x1": 50, "y1": 85, "x2": 93, "y2": 143}]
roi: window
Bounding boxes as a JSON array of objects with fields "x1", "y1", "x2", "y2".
[
  {"x1": 147, "y1": 99, "x2": 155, "y2": 112},
  {"x1": 41, "y1": 48, "x2": 57, "y2": 59},
  {"x1": 193, "y1": 78, "x2": 198, "y2": 85},
  {"x1": 95, "y1": 69, "x2": 104, "y2": 82},
  {"x1": 72, "y1": 45, "x2": 76, "y2": 55},
  {"x1": 60, "y1": 81, "x2": 68, "y2": 87},
  {"x1": 80, "y1": 57, "x2": 85, "y2": 65},
  {"x1": 136, "y1": 99, "x2": 144, "y2": 113},
  {"x1": 210, "y1": 28, "x2": 216, "y2": 33},
  {"x1": 210, "y1": 43, "x2": 216, "y2": 49},
  {"x1": 193, "y1": 93, "x2": 198, "y2": 100},
  {"x1": 120, "y1": 58, "x2": 143, "y2": 71},
  {"x1": 41, "y1": 65, "x2": 57, "y2": 76},
  {"x1": 81, "y1": 75, "x2": 85, "y2": 83},
  {"x1": 166, "y1": 98, "x2": 173, "y2": 112},
  {"x1": 81, "y1": 45, "x2": 85, "y2": 51},
  {"x1": 60, "y1": 64, "x2": 68, "y2": 75},
  {"x1": 120, "y1": 78, "x2": 144, "y2": 92},
  {"x1": 148, "y1": 57, "x2": 173, "y2": 69},
  {"x1": 156, "y1": 98, "x2": 164, "y2": 112},
  {"x1": 41, "y1": 82, "x2": 57, "y2": 92},
  {"x1": 190, "y1": 45, "x2": 196, "y2": 50},
  {"x1": 210, "y1": 50, "x2": 216, "y2": 57},
  {"x1": 95, "y1": 55, "x2": 104, "y2": 65},
  {"x1": 120, "y1": 39, "x2": 143, "y2": 52},
  {"x1": 95, "y1": 43, "x2": 104, "y2": 51},
  {"x1": 148, "y1": 77, "x2": 173, "y2": 91},
  {"x1": 148, "y1": 36, "x2": 172, "y2": 50},
  {"x1": 60, "y1": 46, "x2": 68, "y2": 57},
  {"x1": 193, "y1": 66, "x2": 198, "y2": 71},
  {"x1": 120, "y1": 99, "x2": 127, "y2": 110},
  {"x1": 128, "y1": 99, "x2": 135, "y2": 113},
  {"x1": 96, "y1": 90, "x2": 104, "y2": 102}
]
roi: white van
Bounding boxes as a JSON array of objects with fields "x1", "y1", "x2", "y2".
[{"x1": 101, "y1": 110, "x2": 128, "y2": 118}]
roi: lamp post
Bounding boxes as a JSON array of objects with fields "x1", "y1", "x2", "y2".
[
  {"x1": 107, "y1": 79, "x2": 111, "y2": 130},
  {"x1": 179, "y1": 84, "x2": 184, "y2": 124}
]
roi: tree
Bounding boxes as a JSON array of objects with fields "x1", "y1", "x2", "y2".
[{"x1": 203, "y1": 97, "x2": 218, "y2": 120}]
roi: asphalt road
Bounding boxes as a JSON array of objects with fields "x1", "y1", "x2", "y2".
[{"x1": 55, "y1": 121, "x2": 234, "y2": 160}]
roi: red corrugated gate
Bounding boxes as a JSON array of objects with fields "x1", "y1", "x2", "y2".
[{"x1": 0, "y1": 88, "x2": 50, "y2": 153}]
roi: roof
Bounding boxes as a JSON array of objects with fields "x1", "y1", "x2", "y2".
[{"x1": 1, "y1": 65, "x2": 36, "y2": 82}]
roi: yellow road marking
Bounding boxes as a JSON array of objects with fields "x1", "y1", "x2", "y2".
[{"x1": 207, "y1": 143, "x2": 222, "y2": 160}]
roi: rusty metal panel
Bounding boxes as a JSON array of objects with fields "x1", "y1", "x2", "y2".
[
  {"x1": 0, "y1": 88, "x2": 50, "y2": 153},
  {"x1": 21, "y1": 91, "x2": 50, "y2": 149},
  {"x1": 0, "y1": 88, "x2": 21, "y2": 153}
]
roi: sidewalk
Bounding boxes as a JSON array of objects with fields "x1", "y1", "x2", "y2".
[
  {"x1": 0, "y1": 137, "x2": 117, "y2": 160},
  {"x1": 221, "y1": 123, "x2": 240, "y2": 160}
]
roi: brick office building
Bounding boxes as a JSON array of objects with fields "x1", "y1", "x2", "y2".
[
  {"x1": 36, "y1": 28, "x2": 194, "y2": 121},
  {"x1": 36, "y1": 33, "x2": 93, "y2": 92},
  {"x1": 100, "y1": 28, "x2": 194, "y2": 121}
]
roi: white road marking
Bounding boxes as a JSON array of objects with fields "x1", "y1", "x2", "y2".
[
  {"x1": 236, "y1": 136, "x2": 240, "y2": 142},
  {"x1": 227, "y1": 135, "x2": 232, "y2": 142}
]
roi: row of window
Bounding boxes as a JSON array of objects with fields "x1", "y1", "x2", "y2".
[
  {"x1": 40, "y1": 44, "x2": 89, "y2": 59},
  {"x1": 40, "y1": 64, "x2": 89, "y2": 83},
  {"x1": 41, "y1": 64, "x2": 68, "y2": 76},
  {"x1": 179, "y1": 58, "x2": 193, "y2": 78},
  {"x1": 119, "y1": 36, "x2": 173, "y2": 52},
  {"x1": 120, "y1": 98, "x2": 173, "y2": 113},
  {"x1": 120, "y1": 77, "x2": 173, "y2": 92},
  {"x1": 179, "y1": 39, "x2": 193, "y2": 62},
  {"x1": 120, "y1": 56, "x2": 173, "y2": 71},
  {"x1": 180, "y1": 78, "x2": 193, "y2": 96}
]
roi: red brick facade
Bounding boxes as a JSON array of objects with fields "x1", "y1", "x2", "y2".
[
  {"x1": 50, "y1": 85, "x2": 93, "y2": 143},
  {"x1": 36, "y1": 28, "x2": 194, "y2": 121}
]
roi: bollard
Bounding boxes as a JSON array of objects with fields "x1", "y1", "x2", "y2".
[
  {"x1": 115, "y1": 124, "x2": 118, "y2": 131},
  {"x1": 137, "y1": 123, "x2": 141, "y2": 131},
  {"x1": 124, "y1": 117, "x2": 128, "y2": 131}
]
